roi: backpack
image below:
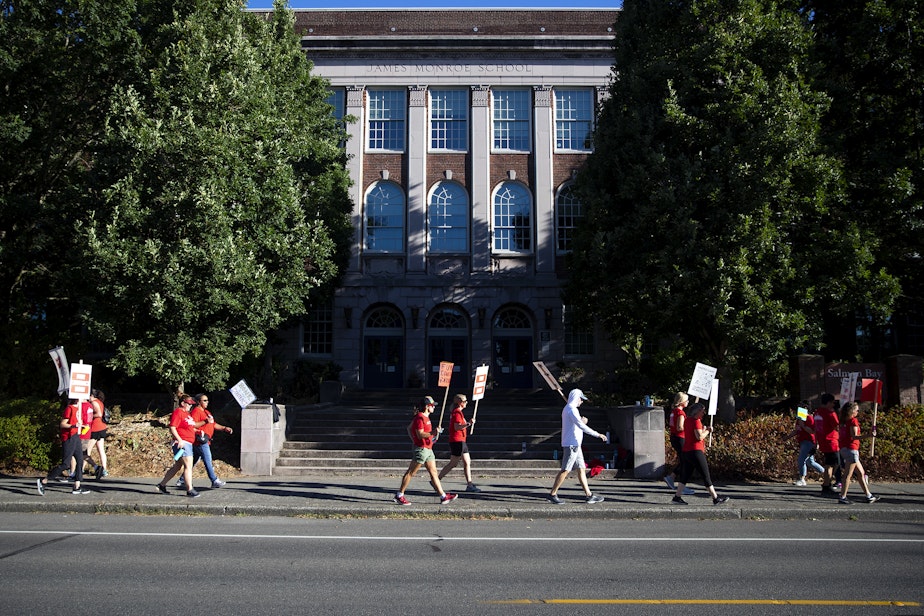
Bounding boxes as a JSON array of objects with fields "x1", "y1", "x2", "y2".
[{"x1": 102, "y1": 406, "x2": 112, "y2": 424}]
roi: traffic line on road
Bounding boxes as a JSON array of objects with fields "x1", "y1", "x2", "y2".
[{"x1": 485, "y1": 599, "x2": 922, "y2": 606}]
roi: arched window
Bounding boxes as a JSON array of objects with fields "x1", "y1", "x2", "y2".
[
  {"x1": 556, "y1": 183, "x2": 584, "y2": 254},
  {"x1": 428, "y1": 182, "x2": 469, "y2": 253},
  {"x1": 492, "y1": 182, "x2": 532, "y2": 253},
  {"x1": 493, "y1": 306, "x2": 532, "y2": 330},
  {"x1": 429, "y1": 306, "x2": 468, "y2": 331},
  {"x1": 365, "y1": 306, "x2": 404, "y2": 330},
  {"x1": 364, "y1": 181, "x2": 405, "y2": 252}
]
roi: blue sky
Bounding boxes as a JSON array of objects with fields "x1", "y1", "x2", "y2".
[{"x1": 246, "y1": 1, "x2": 620, "y2": 8}]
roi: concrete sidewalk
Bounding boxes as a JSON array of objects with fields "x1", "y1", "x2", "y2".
[{"x1": 4, "y1": 472, "x2": 924, "y2": 521}]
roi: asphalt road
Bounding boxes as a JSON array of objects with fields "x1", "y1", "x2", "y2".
[{"x1": 1, "y1": 514, "x2": 921, "y2": 615}]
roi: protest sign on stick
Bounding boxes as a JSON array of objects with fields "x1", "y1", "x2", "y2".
[
  {"x1": 49, "y1": 347, "x2": 69, "y2": 395},
  {"x1": 860, "y1": 378, "x2": 883, "y2": 457},
  {"x1": 469, "y1": 365, "x2": 489, "y2": 435},
  {"x1": 688, "y1": 362, "x2": 717, "y2": 401},
  {"x1": 532, "y1": 361, "x2": 566, "y2": 400},
  {"x1": 707, "y1": 379, "x2": 719, "y2": 447},
  {"x1": 436, "y1": 361, "x2": 454, "y2": 429}
]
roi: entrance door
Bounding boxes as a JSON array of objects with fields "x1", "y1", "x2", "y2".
[
  {"x1": 428, "y1": 337, "x2": 468, "y2": 389},
  {"x1": 493, "y1": 336, "x2": 533, "y2": 388},
  {"x1": 364, "y1": 336, "x2": 404, "y2": 388},
  {"x1": 362, "y1": 306, "x2": 405, "y2": 389}
]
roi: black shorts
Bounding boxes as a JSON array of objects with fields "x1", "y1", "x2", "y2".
[
  {"x1": 823, "y1": 451, "x2": 840, "y2": 466},
  {"x1": 91, "y1": 430, "x2": 108, "y2": 440},
  {"x1": 449, "y1": 441, "x2": 469, "y2": 457}
]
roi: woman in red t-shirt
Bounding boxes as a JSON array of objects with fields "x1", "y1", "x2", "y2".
[
  {"x1": 791, "y1": 400, "x2": 825, "y2": 486},
  {"x1": 672, "y1": 403, "x2": 729, "y2": 506},
  {"x1": 664, "y1": 392, "x2": 693, "y2": 493},
  {"x1": 837, "y1": 402, "x2": 879, "y2": 504},
  {"x1": 155, "y1": 395, "x2": 201, "y2": 498},
  {"x1": 436, "y1": 394, "x2": 481, "y2": 493}
]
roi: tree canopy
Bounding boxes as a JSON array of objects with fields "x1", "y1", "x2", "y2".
[
  {"x1": 568, "y1": 0, "x2": 899, "y2": 412},
  {"x1": 0, "y1": 0, "x2": 352, "y2": 396}
]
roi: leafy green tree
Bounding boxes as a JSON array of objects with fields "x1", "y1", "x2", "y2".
[
  {"x1": 80, "y1": 0, "x2": 352, "y2": 395},
  {"x1": 569, "y1": 0, "x2": 898, "y2": 416},
  {"x1": 0, "y1": 0, "x2": 144, "y2": 396},
  {"x1": 0, "y1": 0, "x2": 352, "y2": 397},
  {"x1": 805, "y1": 0, "x2": 924, "y2": 357}
]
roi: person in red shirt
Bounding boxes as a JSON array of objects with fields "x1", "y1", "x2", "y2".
[
  {"x1": 37, "y1": 399, "x2": 92, "y2": 495},
  {"x1": 671, "y1": 403, "x2": 728, "y2": 505},
  {"x1": 393, "y1": 396, "x2": 457, "y2": 506},
  {"x1": 816, "y1": 393, "x2": 840, "y2": 496},
  {"x1": 664, "y1": 392, "x2": 694, "y2": 495},
  {"x1": 437, "y1": 394, "x2": 481, "y2": 493},
  {"x1": 155, "y1": 395, "x2": 201, "y2": 498},
  {"x1": 837, "y1": 402, "x2": 879, "y2": 504},
  {"x1": 176, "y1": 394, "x2": 233, "y2": 490},
  {"x1": 82, "y1": 389, "x2": 109, "y2": 480},
  {"x1": 791, "y1": 400, "x2": 825, "y2": 486}
]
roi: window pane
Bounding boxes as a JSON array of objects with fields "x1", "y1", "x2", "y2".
[
  {"x1": 492, "y1": 89, "x2": 530, "y2": 151},
  {"x1": 303, "y1": 301, "x2": 333, "y2": 355},
  {"x1": 367, "y1": 89, "x2": 406, "y2": 151},
  {"x1": 365, "y1": 182, "x2": 405, "y2": 252},
  {"x1": 430, "y1": 89, "x2": 468, "y2": 151},
  {"x1": 554, "y1": 89, "x2": 594, "y2": 151},
  {"x1": 493, "y1": 182, "x2": 532, "y2": 252},
  {"x1": 556, "y1": 184, "x2": 584, "y2": 253},
  {"x1": 429, "y1": 182, "x2": 469, "y2": 253}
]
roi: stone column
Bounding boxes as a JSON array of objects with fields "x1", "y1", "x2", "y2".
[
  {"x1": 407, "y1": 85, "x2": 428, "y2": 272},
  {"x1": 240, "y1": 403, "x2": 287, "y2": 476},
  {"x1": 470, "y1": 85, "x2": 492, "y2": 272},
  {"x1": 533, "y1": 85, "x2": 554, "y2": 274},
  {"x1": 345, "y1": 86, "x2": 366, "y2": 273},
  {"x1": 887, "y1": 354, "x2": 923, "y2": 406}
]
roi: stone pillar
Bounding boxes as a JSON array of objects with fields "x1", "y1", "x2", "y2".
[
  {"x1": 604, "y1": 405, "x2": 665, "y2": 479},
  {"x1": 406, "y1": 85, "x2": 428, "y2": 272},
  {"x1": 533, "y1": 85, "x2": 554, "y2": 274},
  {"x1": 345, "y1": 86, "x2": 366, "y2": 274},
  {"x1": 789, "y1": 354, "x2": 825, "y2": 403},
  {"x1": 887, "y1": 354, "x2": 923, "y2": 406},
  {"x1": 240, "y1": 403, "x2": 287, "y2": 476},
  {"x1": 470, "y1": 85, "x2": 492, "y2": 272}
]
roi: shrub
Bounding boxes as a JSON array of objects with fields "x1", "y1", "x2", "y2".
[{"x1": 0, "y1": 397, "x2": 64, "y2": 472}]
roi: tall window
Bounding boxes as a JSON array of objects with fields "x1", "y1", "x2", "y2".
[
  {"x1": 556, "y1": 183, "x2": 584, "y2": 253},
  {"x1": 554, "y1": 88, "x2": 594, "y2": 151},
  {"x1": 302, "y1": 301, "x2": 333, "y2": 356},
  {"x1": 563, "y1": 305, "x2": 595, "y2": 356},
  {"x1": 428, "y1": 182, "x2": 469, "y2": 253},
  {"x1": 367, "y1": 89, "x2": 405, "y2": 151},
  {"x1": 492, "y1": 89, "x2": 531, "y2": 152},
  {"x1": 493, "y1": 182, "x2": 532, "y2": 253},
  {"x1": 326, "y1": 88, "x2": 345, "y2": 119},
  {"x1": 430, "y1": 89, "x2": 468, "y2": 152},
  {"x1": 364, "y1": 181, "x2": 405, "y2": 252}
]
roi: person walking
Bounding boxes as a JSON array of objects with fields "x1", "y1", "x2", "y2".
[
  {"x1": 85, "y1": 389, "x2": 109, "y2": 480},
  {"x1": 671, "y1": 403, "x2": 729, "y2": 505},
  {"x1": 791, "y1": 400, "x2": 825, "y2": 486},
  {"x1": 664, "y1": 392, "x2": 694, "y2": 495},
  {"x1": 837, "y1": 402, "x2": 879, "y2": 504},
  {"x1": 177, "y1": 394, "x2": 232, "y2": 490},
  {"x1": 437, "y1": 393, "x2": 481, "y2": 493},
  {"x1": 37, "y1": 398, "x2": 93, "y2": 495},
  {"x1": 548, "y1": 389, "x2": 607, "y2": 505},
  {"x1": 155, "y1": 395, "x2": 201, "y2": 498},
  {"x1": 815, "y1": 393, "x2": 841, "y2": 497},
  {"x1": 393, "y1": 396, "x2": 458, "y2": 506}
]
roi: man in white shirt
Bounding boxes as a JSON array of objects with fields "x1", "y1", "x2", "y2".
[{"x1": 547, "y1": 389, "x2": 608, "y2": 504}]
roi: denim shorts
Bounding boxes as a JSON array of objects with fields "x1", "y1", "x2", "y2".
[
  {"x1": 173, "y1": 442, "x2": 193, "y2": 459},
  {"x1": 840, "y1": 448, "x2": 860, "y2": 464}
]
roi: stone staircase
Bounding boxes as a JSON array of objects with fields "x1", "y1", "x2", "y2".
[{"x1": 275, "y1": 388, "x2": 618, "y2": 477}]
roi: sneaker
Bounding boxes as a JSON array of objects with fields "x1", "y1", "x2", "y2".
[
  {"x1": 865, "y1": 494, "x2": 880, "y2": 503},
  {"x1": 465, "y1": 484, "x2": 482, "y2": 493},
  {"x1": 71, "y1": 488, "x2": 90, "y2": 495},
  {"x1": 835, "y1": 482, "x2": 843, "y2": 490},
  {"x1": 156, "y1": 483, "x2": 168, "y2": 494},
  {"x1": 101, "y1": 470, "x2": 109, "y2": 477},
  {"x1": 586, "y1": 494, "x2": 604, "y2": 504},
  {"x1": 187, "y1": 490, "x2": 200, "y2": 498},
  {"x1": 95, "y1": 466, "x2": 104, "y2": 481},
  {"x1": 440, "y1": 493, "x2": 458, "y2": 504},
  {"x1": 36, "y1": 478, "x2": 45, "y2": 496},
  {"x1": 52, "y1": 477, "x2": 69, "y2": 483},
  {"x1": 393, "y1": 494, "x2": 411, "y2": 506},
  {"x1": 793, "y1": 478, "x2": 807, "y2": 487},
  {"x1": 548, "y1": 494, "x2": 563, "y2": 505},
  {"x1": 682, "y1": 487, "x2": 696, "y2": 496},
  {"x1": 821, "y1": 485, "x2": 837, "y2": 494},
  {"x1": 664, "y1": 476, "x2": 676, "y2": 490},
  {"x1": 838, "y1": 496, "x2": 852, "y2": 505},
  {"x1": 671, "y1": 495, "x2": 688, "y2": 505},
  {"x1": 211, "y1": 480, "x2": 225, "y2": 489},
  {"x1": 713, "y1": 496, "x2": 729, "y2": 505},
  {"x1": 67, "y1": 474, "x2": 76, "y2": 481},
  {"x1": 175, "y1": 478, "x2": 186, "y2": 488}
]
